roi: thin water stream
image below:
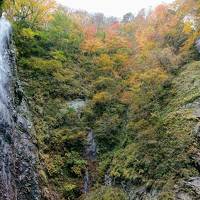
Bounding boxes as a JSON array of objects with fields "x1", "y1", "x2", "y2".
[{"x1": 83, "y1": 129, "x2": 97, "y2": 194}]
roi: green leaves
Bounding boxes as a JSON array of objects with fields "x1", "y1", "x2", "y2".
[{"x1": 10, "y1": 0, "x2": 200, "y2": 198}]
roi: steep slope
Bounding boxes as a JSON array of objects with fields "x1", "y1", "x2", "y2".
[
  {"x1": 94, "y1": 61, "x2": 200, "y2": 199},
  {"x1": 81, "y1": 62, "x2": 200, "y2": 200},
  {"x1": 0, "y1": 16, "x2": 40, "y2": 200}
]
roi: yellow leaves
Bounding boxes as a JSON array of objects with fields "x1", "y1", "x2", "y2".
[
  {"x1": 95, "y1": 53, "x2": 125, "y2": 78},
  {"x1": 41, "y1": 154, "x2": 64, "y2": 176},
  {"x1": 129, "y1": 68, "x2": 168, "y2": 87},
  {"x1": 50, "y1": 50, "x2": 66, "y2": 62},
  {"x1": 4, "y1": 0, "x2": 56, "y2": 27},
  {"x1": 28, "y1": 57, "x2": 62, "y2": 72},
  {"x1": 63, "y1": 183, "x2": 78, "y2": 192},
  {"x1": 81, "y1": 38, "x2": 104, "y2": 53},
  {"x1": 96, "y1": 54, "x2": 113, "y2": 67},
  {"x1": 105, "y1": 34, "x2": 130, "y2": 50},
  {"x1": 71, "y1": 165, "x2": 82, "y2": 177},
  {"x1": 94, "y1": 77, "x2": 115, "y2": 90},
  {"x1": 140, "y1": 68, "x2": 168, "y2": 86},
  {"x1": 53, "y1": 69, "x2": 74, "y2": 82},
  {"x1": 28, "y1": 57, "x2": 75, "y2": 82},
  {"x1": 183, "y1": 22, "x2": 193, "y2": 34},
  {"x1": 135, "y1": 27, "x2": 157, "y2": 52},
  {"x1": 127, "y1": 68, "x2": 169, "y2": 108},
  {"x1": 21, "y1": 28, "x2": 37, "y2": 39},
  {"x1": 113, "y1": 53, "x2": 129, "y2": 65},
  {"x1": 180, "y1": 31, "x2": 199, "y2": 53},
  {"x1": 92, "y1": 92, "x2": 112, "y2": 104}
]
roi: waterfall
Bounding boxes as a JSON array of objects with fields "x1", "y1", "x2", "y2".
[
  {"x1": 196, "y1": 38, "x2": 200, "y2": 53},
  {"x1": 104, "y1": 170, "x2": 112, "y2": 186},
  {"x1": 83, "y1": 129, "x2": 97, "y2": 194},
  {"x1": 0, "y1": 16, "x2": 40, "y2": 200},
  {"x1": 0, "y1": 15, "x2": 12, "y2": 125},
  {"x1": 0, "y1": 15, "x2": 16, "y2": 200},
  {"x1": 83, "y1": 169, "x2": 89, "y2": 194},
  {"x1": 85, "y1": 129, "x2": 97, "y2": 161}
]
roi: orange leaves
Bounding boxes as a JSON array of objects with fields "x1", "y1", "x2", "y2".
[
  {"x1": 81, "y1": 29, "x2": 131, "y2": 54},
  {"x1": 105, "y1": 34, "x2": 131, "y2": 51},
  {"x1": 106, "y1": 21, "x2": 120, "y2": 35},
  {"x1": 83, "y1": 24, "x2": 97, "y2": 39},
  {"x1": 151, "y1": 3, "x2": 170, "y2": 20},
  {"x1": 119, "y1": 91, "x2": 133, "y2": 105},
  {"x1": 81, "y1": 23, "x2": 104, "y2": 53},
  {"x1": 135, "y1": 27, "x2": 157, "y2": 51}
]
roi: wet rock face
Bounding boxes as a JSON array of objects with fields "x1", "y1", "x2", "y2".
[
  {"x1": 14, "y1": 100, "x2": 41, "y2": 200},
  {"x1": 117, "y1": 181, "x2": 159, "y2": 200},
  {"x1": 0, "y1": 16, "x2": 17, "y2": 200},
  {"x1": 196, "y1": 39, "x2": 200, "y2": 53},
  {"x1": 0, "y1": 123, "x2": 16, "y2": 200},
  {"x1": 10, "y1": 41, "x2": 40, "y2": 200},
  {"x1": 176, "y1": 177, "x2": 200, "y2": 200},
  {"x1": 0, "y1": 16, "x2": 40, "y2": 200}
]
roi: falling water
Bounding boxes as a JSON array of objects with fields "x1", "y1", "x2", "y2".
[
  {"x1": 85, "y1": 129, "x2": 97, "y2": 161},
  {"x1": 83, "y1": 169, "x2": 89, "y2": 194},
  {"x1": 83, "y1": 129, "x2": 97, "y2": 194},
  {"x1": 0, "y1": 16, "x2": 16, "y2": 200},
  {"x1": 196, "y1": 38, "x2": 200, "y2": 53},
  {"x1": 0, "y1": 15, "x2": 12, "y2": 125},
  {"x1": 104, "y1": 170, "x2": 112, "y2": 186}
]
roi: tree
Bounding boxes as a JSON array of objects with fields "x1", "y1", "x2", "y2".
[
  {"x1": 122, "y1": 12, "x2": 134, "y2": 23},
  {"x1": 92, "y1": 13, "x2": 105, "y2": 28},
  {"x1": 46, "y1": 9, "x2": 83, "y2": 54},
  {"x1": 4, "y1": 0, "x2": 56, "y2": 27}
]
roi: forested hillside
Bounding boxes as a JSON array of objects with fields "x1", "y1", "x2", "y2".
[{"x1": 2, "y1": 0, "x2": 200, "y2": 199}]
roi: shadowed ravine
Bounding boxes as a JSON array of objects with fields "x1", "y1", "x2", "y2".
[{"x1": 0, "y1": 16, "x2": 40, "y2": 200}]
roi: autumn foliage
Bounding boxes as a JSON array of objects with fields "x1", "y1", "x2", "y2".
[{"x1": 3, "y1": 0, "x2": 200, "y2": 199}]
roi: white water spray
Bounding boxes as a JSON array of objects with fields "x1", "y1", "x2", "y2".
[
  {"x1": 0, "y1": 16, "x2": 12, "y2": 125},
  {"x1": 0, "y1": 16, "x2": 16, "y2": 200}
]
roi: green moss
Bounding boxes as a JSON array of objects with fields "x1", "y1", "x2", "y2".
[
  {"x1": 104, "y1": 62, "x2": 200, "y2": 193},
  {"x1": 39, "y1": 169, "x2": 48, "y2": 185},
  {"x1": 84, "y1": 186, "x2": 127, "y2": 200},
  {"x1": 63, "y1": 183, "x2": 80, "y2": 200}
]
